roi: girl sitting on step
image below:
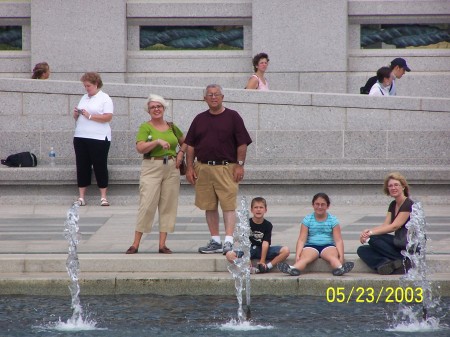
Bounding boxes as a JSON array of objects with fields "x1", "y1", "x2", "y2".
[{"x1": 278, "y1": 192, "x2": 354, "y2": 276}]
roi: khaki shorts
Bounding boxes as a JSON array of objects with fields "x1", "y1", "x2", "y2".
[{"x1": 194, "y1": 162, "x2": 238, "y2": 211}]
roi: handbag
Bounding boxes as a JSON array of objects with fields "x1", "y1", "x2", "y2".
[
  {"x1": 168, "y1": 122, "x2": 187, "y2": 176},
  {"x1": 179, "y1": 156, "x2": 187, "y2": 175},
  {"x1": 393, "y1": 225, "x2": 407, "y2": 249}
]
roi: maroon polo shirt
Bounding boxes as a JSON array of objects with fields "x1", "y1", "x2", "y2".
[{"x1": 184, "y1": 108, "x2": 252, "y2": 162}]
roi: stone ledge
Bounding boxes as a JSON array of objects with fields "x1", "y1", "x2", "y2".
[
  {"x1": 1, "y1": 164, "x2": 449, "y2": 185},
  {"x1": 0, "y1": 272, "x2": 448, "y2": 296},
  {"x1": 126, "y1": 0, "x2": 252, "y2": 19},
  {"x1": 1, "y1": 78, "x2": 450, "y2": 112}
]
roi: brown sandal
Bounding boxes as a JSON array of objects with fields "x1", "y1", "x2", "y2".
[
  {"x1": 158, "y1": 246, "x2": 172, "y2": 254},
  {"x1": 126, "y1": 246, "x2": 138, "y2": 254}
]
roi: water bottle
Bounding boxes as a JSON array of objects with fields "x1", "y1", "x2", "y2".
[{"x1": 49, "y1": 147, "x2": 56, "y2": 167}]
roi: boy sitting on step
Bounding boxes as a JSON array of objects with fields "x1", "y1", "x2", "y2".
[{"x1": 225, "y1": 197, "x2": 290, "y2": 273}]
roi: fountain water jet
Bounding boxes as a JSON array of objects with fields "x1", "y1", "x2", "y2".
[
  {"x1": 63, "y1": 203, "x2": 83, "y2": 324},
  {"x1": 48, "y1": 202, "x2": 100, "y2": 330},
  {"x1": 392, "y1": 202, "x2": 444, "y2": 330},
  {"x1": 227, "y1": 196, "x2": 252, "y2": 323}
]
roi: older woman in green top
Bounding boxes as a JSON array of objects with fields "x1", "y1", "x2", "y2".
[{"x1": 126, "y1": 94, "x2": 185, "y2": 254}]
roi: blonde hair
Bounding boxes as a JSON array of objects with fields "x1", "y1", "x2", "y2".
[
  {"x1": 146, "y1": 94, "x2": 169, "y2": 112},
  {"x1": 383, "y1": 172, "x2": 410, "y2": 197}
]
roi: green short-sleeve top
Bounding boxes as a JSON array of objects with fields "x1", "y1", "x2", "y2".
[{"x1": 136, "y1": 122, "x2": 183, "y2": 158}]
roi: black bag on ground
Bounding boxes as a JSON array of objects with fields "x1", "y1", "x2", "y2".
[
  {"x1": 360, "y1": 76, "x2": 377, "y2": 94},
  {"x1": 1, "y1": 152, "x2": 37, "y2": 167}
]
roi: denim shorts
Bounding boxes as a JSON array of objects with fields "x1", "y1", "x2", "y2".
[
  {"x1": 304, "y1": 244, "x2": 335, "y2": 257},
  {"x1": 250, "y1": 245, "x2": 283, "y2": 260}
]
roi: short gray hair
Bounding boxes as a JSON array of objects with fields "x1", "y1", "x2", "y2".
[
  {"x1": 146, "y1": 94, "x2": 169, "y2": 111},
  {"x1": 203, "y1": 84, "x2": 224, "y2": 97}
]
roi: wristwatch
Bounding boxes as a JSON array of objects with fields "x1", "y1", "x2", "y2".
[{"x1": 237, "y1": 160, "x2": 245, "y2": 166}]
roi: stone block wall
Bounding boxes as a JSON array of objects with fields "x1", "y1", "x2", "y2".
[
  {"x1": 0, "y1": 78, "x2": 449, "y2": 205},
  {"x1": 0, "y1": 0, "x2": 449, "y2": 97},
  {"x1": 0, "y1": 78, "x2": 449, "y2": 166}
]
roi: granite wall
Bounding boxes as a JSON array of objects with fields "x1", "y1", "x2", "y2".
[
  {"x1": 0, "y1": 78, "x2": 449, "y2": 205},
  {"x1": 0, "y1": 0, "x2": 449, "y2": 97},
  {"x1": 0, "y1": 78, "x2": 448, "y2": 166}
]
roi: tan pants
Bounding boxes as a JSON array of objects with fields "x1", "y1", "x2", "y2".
[{"x1": 135, "y1": 158, "x2": 180, "y2": 233}]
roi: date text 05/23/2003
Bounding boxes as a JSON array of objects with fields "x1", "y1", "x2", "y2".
[{"x1": 326, "y1": 286, "x2": 423, "y2": 303}]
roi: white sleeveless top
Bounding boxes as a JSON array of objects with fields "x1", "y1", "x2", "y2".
[{"x1": 252, "y1": 74, "x2": 269, "y2": 91}]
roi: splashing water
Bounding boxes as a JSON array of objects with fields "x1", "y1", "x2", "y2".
[
  {"x1": 219, "y1": 319, "x2": 273, "y2": 331},
  {"x1": 227, "y1": 196, "x2": 252, "y2": 323},
  {"x1": 391, "y1": 202, "x2": 446, "y2": 331},
  {"x1": 52, "y1": 202, "x2": 99, "y2": 330}
]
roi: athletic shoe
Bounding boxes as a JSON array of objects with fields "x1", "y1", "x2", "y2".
[
  {"x1": 277, "y1": 262, "x2": 301, "y2": 276},
  {"x1": 250, "y1": 267, "x2": 260, "y2": 274},
  {"x1": 393, "y1": 258, "x2": 412, "y2": 275},
  {"x1": 257, "y1": 263, "x2": 269, "y2": 273},
  {"x1": 332, "y1": 261, "x2": 355, "y2": 276},
  {"x1": 198, "y1": 239, "x2": 222, "y2": 254},
  {"x1": 222, "y1": 241, "x2": 233, "y2": 255},
  {"x1": 377, "y1": 259, "x2": 403, "y2": 275}
]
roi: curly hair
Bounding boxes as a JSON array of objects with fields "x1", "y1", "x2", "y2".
[
  {"x1": 252, "y1": 52, "x2": 269, "y2": 72},
  {"x1": 80, "y1": 72, "x2": 103, "y2": 88}
]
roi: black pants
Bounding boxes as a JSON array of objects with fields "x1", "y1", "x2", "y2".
[
  {"x1": 357, "y1": 234, "x2": 404, "y2": 270},
  {"x1": 73, "y1": 137, "x2": 110, "y2": 188}
]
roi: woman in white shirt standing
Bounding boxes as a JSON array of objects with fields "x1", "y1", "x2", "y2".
[
  {"x1": 368, "y1": 67, "x2": 392, "y2": 96},
  {"x1": 73, "y1": 72, "x2": 114, "y2": 206}
]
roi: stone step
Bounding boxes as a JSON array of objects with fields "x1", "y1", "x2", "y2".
[
  {"x1": 1, "y1": 270, "x2": 449, "y2": 296},
  {"x1": 2, "y1": 254, "x2": 448, "y2": 296},
  {"x1": 1, "y1": 164, "x2": 449, "y2": 205},
  {"x1": 1, "y1": 253, "x2": 448, "y2": 274}
]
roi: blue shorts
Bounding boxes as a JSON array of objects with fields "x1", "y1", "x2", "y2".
[
  {"x1": 304, "y1": 244, "x2": 335, "y2": 257},
  {"x1": 250, "y1": 245, "x2": 283, "y2": 260}
]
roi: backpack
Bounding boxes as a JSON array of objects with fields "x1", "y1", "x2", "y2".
[
  {"x1": 1, "y1": 152, "x2": 37, "y2": 167},
  {"x1": 360, "y1": 76, "x2": 377, "y2": 94},
  {"x1": 360, "y1": 75, "x2": 393, "y2": 95}
]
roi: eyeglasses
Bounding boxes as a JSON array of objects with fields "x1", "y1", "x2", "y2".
[
  {"x1": 388, "y1": 183, "x2": 402, "y2": 188},
  {"x1": 206, "y1": 93, "x2": 223, "y2": 98},
  {"x1": 149, "y1": 105, "x2": 164, "y2": 110}
]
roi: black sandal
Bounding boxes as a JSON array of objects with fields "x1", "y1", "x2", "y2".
[{"x1": 126, "y1": 246, "x2": 138, "y2": 254}]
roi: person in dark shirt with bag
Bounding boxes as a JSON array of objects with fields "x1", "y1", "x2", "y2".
[
  {"x1": 184, "y1": 84, "x2": 252, "y2": 255},
  {"x1": 357, "y1": 172, "x2": 414, "y2": 275}
]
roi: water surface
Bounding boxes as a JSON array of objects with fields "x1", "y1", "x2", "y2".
[{"x1": 1, "y1": 295, "x2": 449, "y2": 337}]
